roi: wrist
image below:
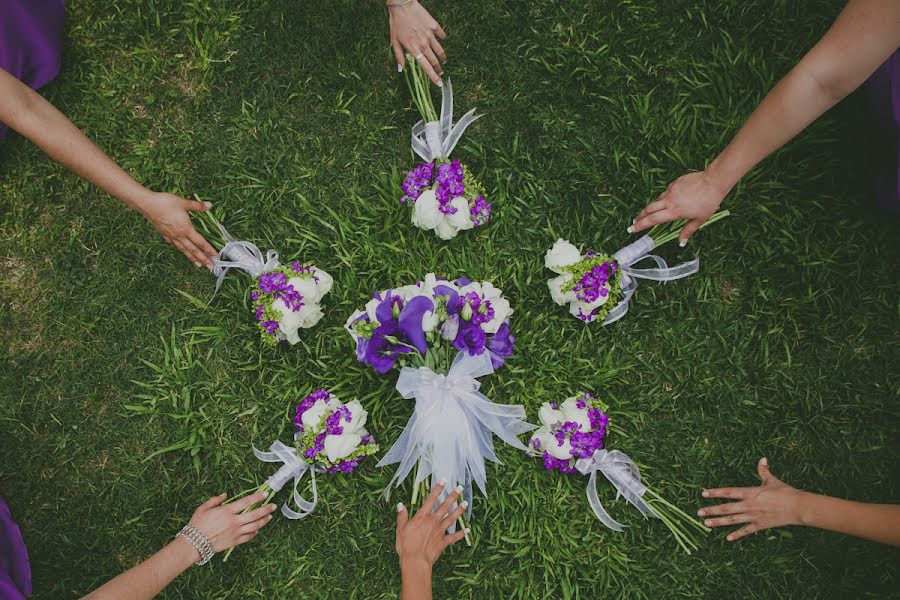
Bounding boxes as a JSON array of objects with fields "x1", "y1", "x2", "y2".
[
  {"x1": 704, "y1": 155, "x2": 742, "y2": 197},
  {"x1": 170, "y1": 536, "x2": 202, "y2": 567},
  {"x1": 400, "y1": 556, "x2": 432, "y2": 577},
  {"x1": 794, "y1": 490, "x2": 820, "y2": 527},
  {"x1": 123, "y1": 186, "x2": 157, "y2": 215}
]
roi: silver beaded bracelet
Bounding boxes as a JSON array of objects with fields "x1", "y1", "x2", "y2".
[{"x1": 176, "y1": 524, "x2": 215, "y2": 565}]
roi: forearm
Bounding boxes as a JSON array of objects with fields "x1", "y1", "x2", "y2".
[
  {"x1": 0, "y1": 69, "x2": 152, "y2": 213},
  {"x1": 706, "y1": 0, "x2": 900, "y2": 192},
  {"x1": 401, "y1": 560, "x2": 433, "y2": 600},
  {"x1": 798, "y1": 492, "x2": 900, "y2": 546},
  {"x1": 83, "y1": 538, "x2": 198, "y2": 600}
]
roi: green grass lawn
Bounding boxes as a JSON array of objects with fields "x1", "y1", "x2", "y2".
[{"x1": 2, "y1": 0, "x2": 899, "y2": 597}]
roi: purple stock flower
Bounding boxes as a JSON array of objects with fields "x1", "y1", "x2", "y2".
[
  {"x1": 453, "y1": 320, "x2": 487, "y2": 355},
  {"x1": 470, "y1": 196, "x2": 491, "y2": 226},
  {"x1": 401, "y1": 162, "x2": 435, "y2": 204}
]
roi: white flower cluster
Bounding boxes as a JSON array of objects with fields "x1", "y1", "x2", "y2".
[
  {"x1": 412, "y1": 189, "x2": 476, "y2": 240},
  {"x1": 269, "y1": 268, "x2": 333, "y2": 345},
  {"x1": 545, "y1": 239, "x2": 614, "y2": 322},
  {"x1": 297, "y1": 392, "x2": 372, "y2": 465}
]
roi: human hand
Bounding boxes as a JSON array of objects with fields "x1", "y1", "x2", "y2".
[
  {"x1": 389, "y1": 1, "x2": 446, "y2": 85},
  {"x1": 698, "y1": 458, "x2": 807, "y2": 542},
  {"x1": 395, "y1": 481, "x2": 468, "y2": 573},
  {"x1": 631, "y1": 171, "x2": 730, "y2": 245},
  {"x1": 138, "y1": 191, "x2": 218, "y2": 268},
  {"x1": 188, "y1": 493, "x2": 276, "y2": 554}
]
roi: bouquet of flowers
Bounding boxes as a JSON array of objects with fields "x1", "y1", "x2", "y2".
[
  {"x1": 199, "y1": 213, "x2": 333, "y2": 345},
  {"x1": 546, "y1": 213, "x2": 729, "y2": 324},
  {"x1": 399, "y1": 56, "x2": 491, "y2": 239},
  {"x1": 345, "y1": 274, "x2": 533, "y2": 539},
  {"x1": 527, "y1": 392, "x2": 709, "y2": 554},
  {"x1": 223, "y1": 389, "x2": 378, "y2": 561}
]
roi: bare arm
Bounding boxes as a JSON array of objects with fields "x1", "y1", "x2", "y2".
[
  {"x1": 0, "y1": 68, "x2": 217, "y2": 267},
  {"x1": 83, "y1": 493, "x2": 275, "y2": 600},
  {"x1": 632, "y1": 0, "x2": 900, "y2": 242},
  {"x1": 699, "y1": 458, "x2": 900, "y2": 546}
]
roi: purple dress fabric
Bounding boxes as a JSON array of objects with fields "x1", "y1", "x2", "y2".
[
  {"x1": 0, "y1": 497, "x2": 30, "y2": 600},
  {"x1": 864, "y1": 50, "x2": 900, "y2": 213},
  {"x1": 0, "y1": 0, "x2": 65, "y2": 138}
]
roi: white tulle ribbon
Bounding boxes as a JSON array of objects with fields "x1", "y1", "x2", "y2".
[
  {"x1": 411, "y1": 78, "x2": 482, "y2": 161},
  {"x1": 378, "y1": 352, "x2": 535, "y2": 523},
  {"x1": 253, "y1": 440, "x2": 318, "y2": 520},
  {"x1": 603, "y1": 235, "x2": 700, "y2": 325},
  {"x1": 574, "y1": 449, "x2": 657, "y2": 532},
  {"x1": 210, "y1": 218, "x2": 280, "y2": 293}
]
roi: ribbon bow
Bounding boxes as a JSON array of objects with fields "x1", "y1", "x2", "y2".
[
  {"x1": 574, "y1": 449, "x2": 657, "y2": 531},
  {"x1": 411, "y1": 78, "x2": 482, "y2": 161},
  {"x1": 210, "y1": 218, "x2": 280, "y2": 294},
  {"x1": 378, "y1": 352, "x2": 535, "y2": 522},
  {"x1": 253, "y1": 440, "x2": 318, "y2": 520},
  {"x1": 603, "y1": 235, "x2": 700, "y2": 325}
]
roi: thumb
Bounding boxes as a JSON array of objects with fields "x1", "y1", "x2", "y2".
[
  {"x1": 757, "y1": 457, "x2": 777, "y2": 485},
  {"x1": 678, "y1": 219, "x2": 703, "y2": 246},
  {"x1": 184, "y1": 199, "x2": 212, "y2": 213},
  {"x1": 396, "y1": 502, "x2": 409, "y2": 530}
]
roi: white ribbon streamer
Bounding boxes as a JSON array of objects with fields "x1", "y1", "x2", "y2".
[
  {"x1": 603, "y1": 235, "x2": 700, "y2": 325},
  {"x1": 252, "y1": 440, "x2": 319, "y2": 520},
  {"x1": 410, "y1": 78, "x2": 482, "y2": 161},
  {"x1": 377, "y1": 352, "x2": 535, "y2": 523},
  {"x1": 210, "y1": 218, "x2": 280, "y2": 293},
  {"x1": 574, "y1": 449, "x2": 658, "y2": 532}
]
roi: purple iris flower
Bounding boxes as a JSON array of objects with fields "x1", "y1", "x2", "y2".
[
  {"x1": 453, "y1": 320, "x2": 487, "y2": 355},
  {"x1": 487, "y1": 322, "x2": 515, "y2": 369},
  {"x1": 365, "y1": 322, "x2": 412, "y2": 373},
  {"x1": 433, "y1": 284, "x2": 459, "y2": 313},
  {"x1": 398, "y1": 296, "x2": 435, "y2": 354}
]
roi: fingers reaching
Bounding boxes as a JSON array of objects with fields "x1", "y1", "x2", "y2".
[
  {"x1": 697, "y1": 501, "x2": 745, "y2": 518},
  {"x1": 440, "y1": 499, "x2": 468, "y2": 531},
  {"x1": 434, "y1": 485, "x2": 463, "y2": 520},
  {"x1": 396, "y1": 502, "x2": 409, "y2": 530},
  {"x1": 757, "y1": 457, "x2": 777, "y2": 484},
  {"x1": 183, "y1": 199, "x2": 212, "y2": 213},
  {"x1": 442, "y1": 527, "x2": 468, "y2": 549},
  {"x1": 429, "y1": 37, "x2": 447, "y2": 65},
  {"x1": 702, "y1": 487, "x2": 748, "y2": 500},
  {"x1": 631, "y1": 208, "x2": 677, "y2": 234},
  {"x1": 200, "y1": 494, "x2": 227, "y2": 510},
  {"x1": 230, "y1": 492, "x2": 270, "y2": 514},
  {"x1": 413, "y1": 49, "x2": 442, "y2": 85},
  {"x1": 420, "y1": 480, "x2": 446, "y2": 514},
  {"x1": 679, "y1": 220, "x2": 702, "y2": 245},
  {"x1": 703, "y1": 513, "x2": 752, "y2": 528},
  {"x1": 189, "y1": 230, "x2": 217, "y2": 263},
  {"x1": 727, "y1": 523, "x2": 759, "y2": 542},
  {"x1": 392, "y1": 38, "x2": 405, "y2": 72},
  {"x1": 239, "y1": 503, "x2": 277, "y2": 524}
]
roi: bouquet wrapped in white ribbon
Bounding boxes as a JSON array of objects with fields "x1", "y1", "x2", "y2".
[
  {"x1": 223, "y1": 389, "x2": 378, "y2": 561},
  {"x1": 527, "y1": 392, "x2": 709, "y2": 554},
  {"x1": 345, "y1": 274, "x2": 534, "y2": 541},
  {"x1": 546, "y1": 211, "x2": 729, "y2": 324},
  {"x1": 399, "y1": 57, "x2": 491, "y2": 239},
  {"x1": 199, "y1": 213, "x2": 332, "y2": 346}
]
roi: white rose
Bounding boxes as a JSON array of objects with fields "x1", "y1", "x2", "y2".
[
  {"x1": 458, "y1": 281, "x2": 483, "y2": 297},
  {"x1": 548, "y1": 274, "x2": 576, "y2": 306},
  {"x1": 483, "y1": 297, "x2": 511, "y2": 334},
  {"x1": 365, "y1": 297, "x2": 381, "y2": 323},
  {"x1": 288, "y1": 276, "x2": 321, "y2": 304},
  {"x1": 569, "y1": 290, "x2": 610, "y2": 321},
  {"x1": 446, "y1": 196, "x2": 474, "y2": 231},
  {"x1": 324, "y1": 433, "x2": 362, "y2": 463},
  {"x1": 538, "y1": 429, "x2": 572, "y2": 460},
  {"x1": 531, "y1": 427, "x2": 556, "y2": 455},
  {"x1": 343, "y1": 399, "x2": 368, "y2": 434},
  {"x1": 272, "y1": 298, "x2": 303, "y2": 344},
  {"x1": 545, "y1": 239, "x2": 582, "y2": 274},
  {"x1": 314, "y1": 268, "x2": 333, "y2": 295},
  {"x1": 421, "y1": 308, "x2": 440, "y2": 332},
  {"x1": 344, "y1": 309, "x2": 366, "y2": 340},
  {"x1": 294, "y1": 303, "x2": 324, "y2": 328},
  {"x1": 538, "y1": 402, "x2": 564, "y2": 427},
  {"x1": 301, "y1": 397, "x2": 332, "y2": 431},
  {"x1": 412, "y1": 188, "x2": 442, "y2": 230},
  {"x1": 394, "y1": 284, "x2": 421, "y2": 301},
  {"x1": 561, "y1": 397, "x2": 591, "y2": 431},
  {"x1": 434, "y1": 218, "x2": 459, "y2": 240}
]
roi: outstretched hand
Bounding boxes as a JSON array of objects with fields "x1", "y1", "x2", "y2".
[
  {"x1": 698, "y1": 458, "x2": 806, "y2": 542},
  {"x1": 188, "y1": 493, "x2": 277, "y2": 554},
  {"x1": 140, "y1": 192, "x2": 218, "y2": 268},
  {"x1": 396, "y1": 481, "x2": 468, "y2": 570},
  {"x1": 631, "y1": 171, "x2": 730, "y2": 244},
  {"x1": 389, "y1": 0, "x2": 447, "y2": 85}
]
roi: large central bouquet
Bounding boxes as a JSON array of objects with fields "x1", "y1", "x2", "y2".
[{"x1": 345, "y1": 274, "x2": 534, "y2": 539}]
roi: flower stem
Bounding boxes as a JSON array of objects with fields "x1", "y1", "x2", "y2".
[
  {"x1": 642, "y1": 488, "x2": 710, "y2": 555},
  {"x1": 221, "y1": 484, "x2": 274, "y2": 562},
  {"x1": 648, "y1": 209, "x2": 731, "y2": 248}
]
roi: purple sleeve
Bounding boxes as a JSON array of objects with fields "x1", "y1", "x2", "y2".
[{"x1": 0, "y1": 497, "x2": 31, "y2": 599}]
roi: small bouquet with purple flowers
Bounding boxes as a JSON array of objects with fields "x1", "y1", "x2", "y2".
[
  {"x1": 527, "y1": 392, "x2": 709, "y2": 554},
  {"x1": 201, "y1": 213, "x2": 332, "y2": 346},
  {"x1": 345, "y1": 274, "x2": 534, "y2": 540},
  {"x1": 223, "y1": 389, "x2": 378, "y2": 561},
  {"x1": 400, "y1": 56, "x2": 491, "y2": 240},
  {"x1": 546, "y1": 212, "x2": 728, "y2": 324}
]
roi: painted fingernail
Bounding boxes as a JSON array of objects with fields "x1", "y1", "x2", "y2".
[
  {"x1": 702, "y1": 491, "x2": 710, "y2": 497},
  {"x1": 437, "y1": 479, "x2": 447, "y2": 487},
  {"x1": 704, "y1": 520, "x2": 712, "y2": 526},
  {"x1": 203, "y1": 201, "x2": 212, "y2": 208},
  {"x1": 266, "y1": 515, "x2": 273, "y2": 521},
  {"x1": 194, "y1": 262, "x2": 202, "y2": 267},
  {"x1": 455, "y1": 484, "x2": 464, "y2": 494},
  {"x1": 760, "y1": 457, "x2": 768, "y2": 466},
  {"x1": 460, "y1": 500, "x2": 469, "y2": 508},
  {"x1": 696, "y1": 510, "x2": 705, "y2": 516},
  {"x1": 397, "y1": 64, "x2": 403, "y2": 72},
  {"x1": 679, "y1": 240, "x2": 687, "y2": 247},
  {"x1": 268, "y1": 504, "x2": 277, "y2": 511},
  {"x1": 463, "y1": 528, "x2": 471, "y2": 535},
  {"x1": 632, "y1": 218, "x2": 636, "y2": 224},
  {"x1": 626, "y1": 225, "x2": 634, "y2": 234},
  {"x1": 726, "y1": 535, "x2": 734, "y2": 542},
  {"x1": 437, "y1": 80, "x2": 443, "y2": 87},
  {"x1": 397, "y1": 502, "x2": 405, "y2": 513}
]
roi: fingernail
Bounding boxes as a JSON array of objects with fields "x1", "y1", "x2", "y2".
[
  {"x1": 203, "y1": 201, "x2": 212, "y2": 208},
  {"x1": 455, "y1": 484, "x2": 463, "y2": 494},
  {"x1": 463, "y1": 528, "x2": 471, "y2": 535},
  {"x1": 397, "y1": 502, "x2": 405, "y2": 513},
  {"x1": 726, "y1": 535, "x2": 734, "y2": 542},
  {"x1": 461, "y1": 500, "x2": 469, "y2": 508},
  {"x1": 194, "y1": 262, "x2": 202, "y2": 267},
  {"x1": 696, "y1": 510, "x2": 705, "y2": 516},
  {"x1": 704, "y1": 520, "x2": 712, "y2": 526},
  {"x1": 268, "y1": 504, "x2": 277, "y2": 511},
  {"x1": 437, "y1": 479, "x2": 446, "y2": 487},
  {"x1": 678, "y1": 240, "x2": 687, "y2": 247},
  {"x1": 267, "y1": 515, "x2": 273, "y2": 521},
  {"x1": 632, "y1": 218, "x2": 636, "y2": 225},
  {"x1": 626, "y1": 225, "x2": 634, "y2": 234},
  {"x1": 437, "y1": 80, "x2": 443, "y2": 87},
  {"x1": 397, "y1": 64, "x2": 403, "y2": 72},
  {"x1": 702, "y1": 491, "x2": 710, "y2": 497},
  {"x1": 760, "y1": 457, "x2": 768, "y2": 466}
]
